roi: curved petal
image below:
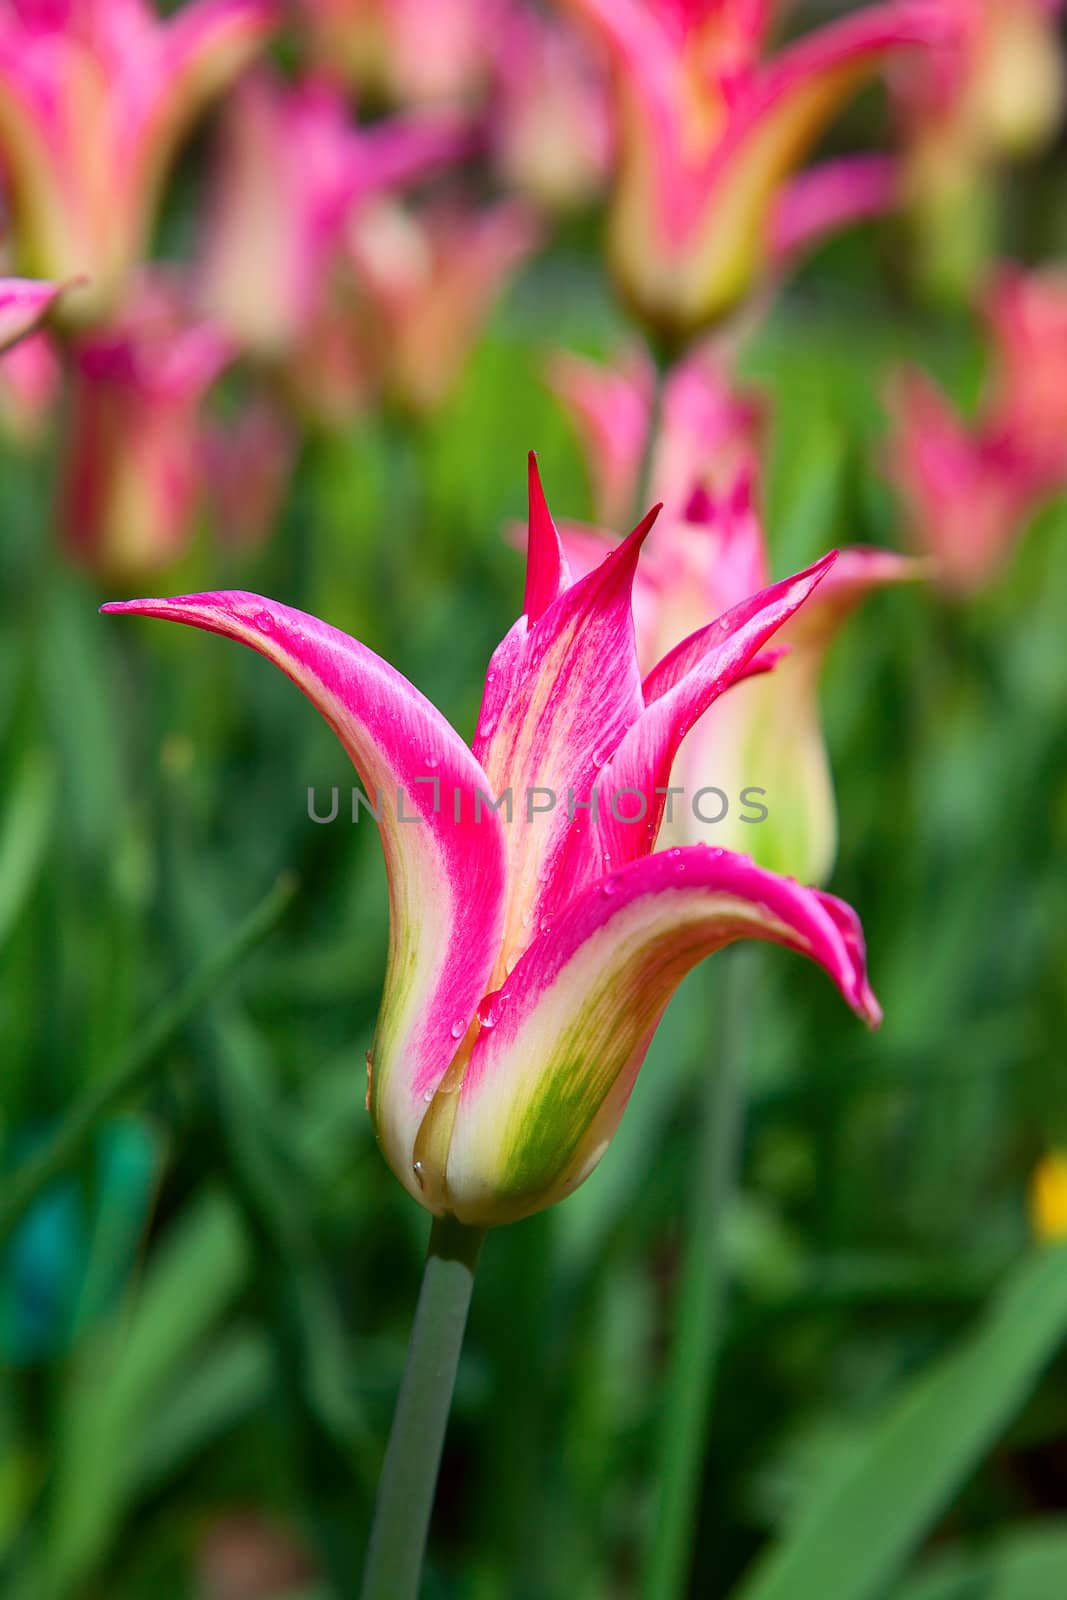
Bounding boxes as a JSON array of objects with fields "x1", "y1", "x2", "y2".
[
  {"x1": 100, "y1": 590, "x2": 507, "y2": 1198},
  {"x1": 473, "y1": 499, "x2": 658, "y2": 979},
  {"x1": 0, "y1": 277, "x2": 64, "y2": 352},
  {"x1": 578, "y1": 552, "x2": 836, "y2": 884},
  {"x1": 772, "y1": 154, "x2": 900, "y2": 266},
  {"x1": 439, "y1": 844, "x2": 880, "y2": 1224}
]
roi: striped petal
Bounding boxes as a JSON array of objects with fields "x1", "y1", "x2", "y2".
[
  {"x1": 473, "y1": 474, "x2": 658, "y2": 979},
  {"x1": 100, "y1": 590, "x2": 507, "y2": 1200},
  {"x1": 437, "y1": 845, "x2": 880, "y2": 1225}
]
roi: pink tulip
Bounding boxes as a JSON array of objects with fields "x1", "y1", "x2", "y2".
[
  {"x1": 103, "y1": 456, "x2": 880, "y2": 1224},
  {"x1": 887, "y1": 264, "x2": 1067, "y2": 592},
  {"x1": 348, "y1": 197, "x2": 542, "y2": 413},
  {"x1": 62, "y1": 277, "x2": 231, "y2": 581},
  {"x1": 199, "y1": 71, "x2": 473, "y2": 367},
  {"x1": 560, "y1": 0, "x2": 947, "y2": 336},
  {"x1": 0, "y1": 0, "x2": 278, "y2": 324},
  {"x1": 490, "y1": 5, "x2": 613, "y2": 212}
]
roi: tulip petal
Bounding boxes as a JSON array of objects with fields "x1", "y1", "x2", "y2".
[
  {"x1": 0, "y1": 278, "x2": 64, "y2": 352},
  {"x1": 522, "y1": 452, "x2": 571, "y2": 623},
  {"x1": 442, "y1": 844, "x2": 880, "y2": 1224},
  {"x1": 772, "y1": 154, "x2": 901, "y2": 266},
  {"x1": 580, "y1": 552, "x2": 836, "y2": 879},
  {"x1": 473, "y1": 500, "x2": 658, "y2": 978},
  {"x1": 100, "y1": 591, "x2": 507, "y2": 1196}
]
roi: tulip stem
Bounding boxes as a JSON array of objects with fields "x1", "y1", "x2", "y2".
[
  {"x1": 642, "y1": 947, "x2": 755, "y2": 1600},
  {"x1": 360, "y1": 1216, "x2": 485, "y2": 1600}
]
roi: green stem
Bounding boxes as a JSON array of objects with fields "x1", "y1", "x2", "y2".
[
  {"x1": 0, "y1": 871, "x2": 297, "y2": 1246},
  {"x1": 361, "y1": 1216, "x2": 485, "y2": 1600},
  {"x1": 642, "y1": 948, "x2": 754, "y2": 1600}
]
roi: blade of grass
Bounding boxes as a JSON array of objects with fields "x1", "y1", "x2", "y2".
[
  {"x1": 735, "y1": 1244, "x2": 1067, "y2": 1600},
  {"x1": 0, "y1": 872, "x2": 298, "y2": 1246}
]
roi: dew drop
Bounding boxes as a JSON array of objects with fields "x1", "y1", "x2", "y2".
[
  {"x1": 424, "y1": 755, "x2": 439, "y2": 770},
  {"x1": 591, "y1": 747, "x2": 608, "y2": 770},
  {"x1": 449, "y1": 1018, "x2": 466, "y2": 1040},
  {"x1": 423, "y1": 1087, "x2": 434, "y2": 1102},
  {"x1": 601, "y1": 875, "x2": 619, "y2": 897},
  {"x1": 539, "y1": 915, "x2": 553, "y2": 934},
  {"x1": 254, "y1": 610, "x2": 275, "y2": 633},
  {"x1": 412, "y1": 1160, "x2": 425, "y2": 1189},
  {"x1": 718, "y1": 615, "x2": 731, "y2": 630}
]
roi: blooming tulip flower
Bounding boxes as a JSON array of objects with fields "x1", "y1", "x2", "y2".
[
  {"x1": 551, "y1": 349, "x2": 920, "y2": 883},
  {"x1": 62, "y1": 278, "x2": 231, "y2": 581},
  {"x1": 199, "y1": 72, "x2": 473, "y2": 367},
  {"x1": 887, "y1": 265, "x2": 1067, "y2": 592},
  {"x1": 103, "y1": 458, "x2": 880, "y2": 1225},
  {"x1": 347, "y1": 197, "x2": 542, "y2": 413},
  {"x1": 559, "y1": 0, "x2": 946, "y2": 337},
  {"x1": 0, "y1": 0, "x2": 278, "y2": 325}
]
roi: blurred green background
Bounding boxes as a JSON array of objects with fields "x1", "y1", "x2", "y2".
[{"x1": 3, "y1": 17, "x2": 1067, "y2": 1600}]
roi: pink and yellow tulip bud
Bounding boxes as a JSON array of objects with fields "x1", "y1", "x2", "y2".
[
  {"x1": 0, "y1": 0, "x2": 278, "y2": 326},
  {"x1": 887, "y1": 265, "x2": 1067, "y2": 593},
  {"x1": 348, "y1": 197, "x2": 542, "y2": 414},
  {"x1": 490, "y1": 7, "x2": 613, "y2": 213},
  {"x1": 302, "y1": 0, "x2": 497, "y2": 108},
  {"x1": 104, "y1": 456, "x2": 880, "y2": 1226},
  {"x1": 561, "y1": 0, "x2": 945, "y2": 338},
  {"x1": 61, "y1": 278, "x2": 231, "y2": 582},
  {"x1": 199, "y1": 71, "x2": 473, "y2": 368},
  {"x1": 552, "y1": 349, "x2": 920, "y2": 884},
  {"x1": 1030, "y1": 1152, "x2": 1067, "y2": 1242}
]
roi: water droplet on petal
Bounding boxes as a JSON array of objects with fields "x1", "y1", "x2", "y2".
[
  {"x1": 718, "y1": 615, "x2": 731, "y2": 630},
  {"x1": 539, "y1": 915, "x2": 552, "y2": 934},
  {"x1": 449, "y1": 1018, "x2": 466, "y2": 1040},
  {"x1": 255, "y1": 610, "x2": 274, "y2": 633},
  {"x1": 412, "y1": 1160, "x2": 425, "y2": 1188},
  {"x1": 423, "y1": 1087, "x2": 434, "y2": 1102},
  {"x1": 601, "y1": 875, "x2": 620, "y2": 897}
]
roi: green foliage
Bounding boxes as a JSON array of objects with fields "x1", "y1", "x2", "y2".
[{"x1": 2, "y1": 235, "x2": 1067, "y2": 1598}]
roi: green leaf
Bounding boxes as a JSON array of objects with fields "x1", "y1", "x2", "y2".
[
  {"x1": 735, "y1": 1246, "x2": 1067, "y2": 1600},
  {"x1": 895, "y1": 1524, "x2": 1067, "y2": 1600}
]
